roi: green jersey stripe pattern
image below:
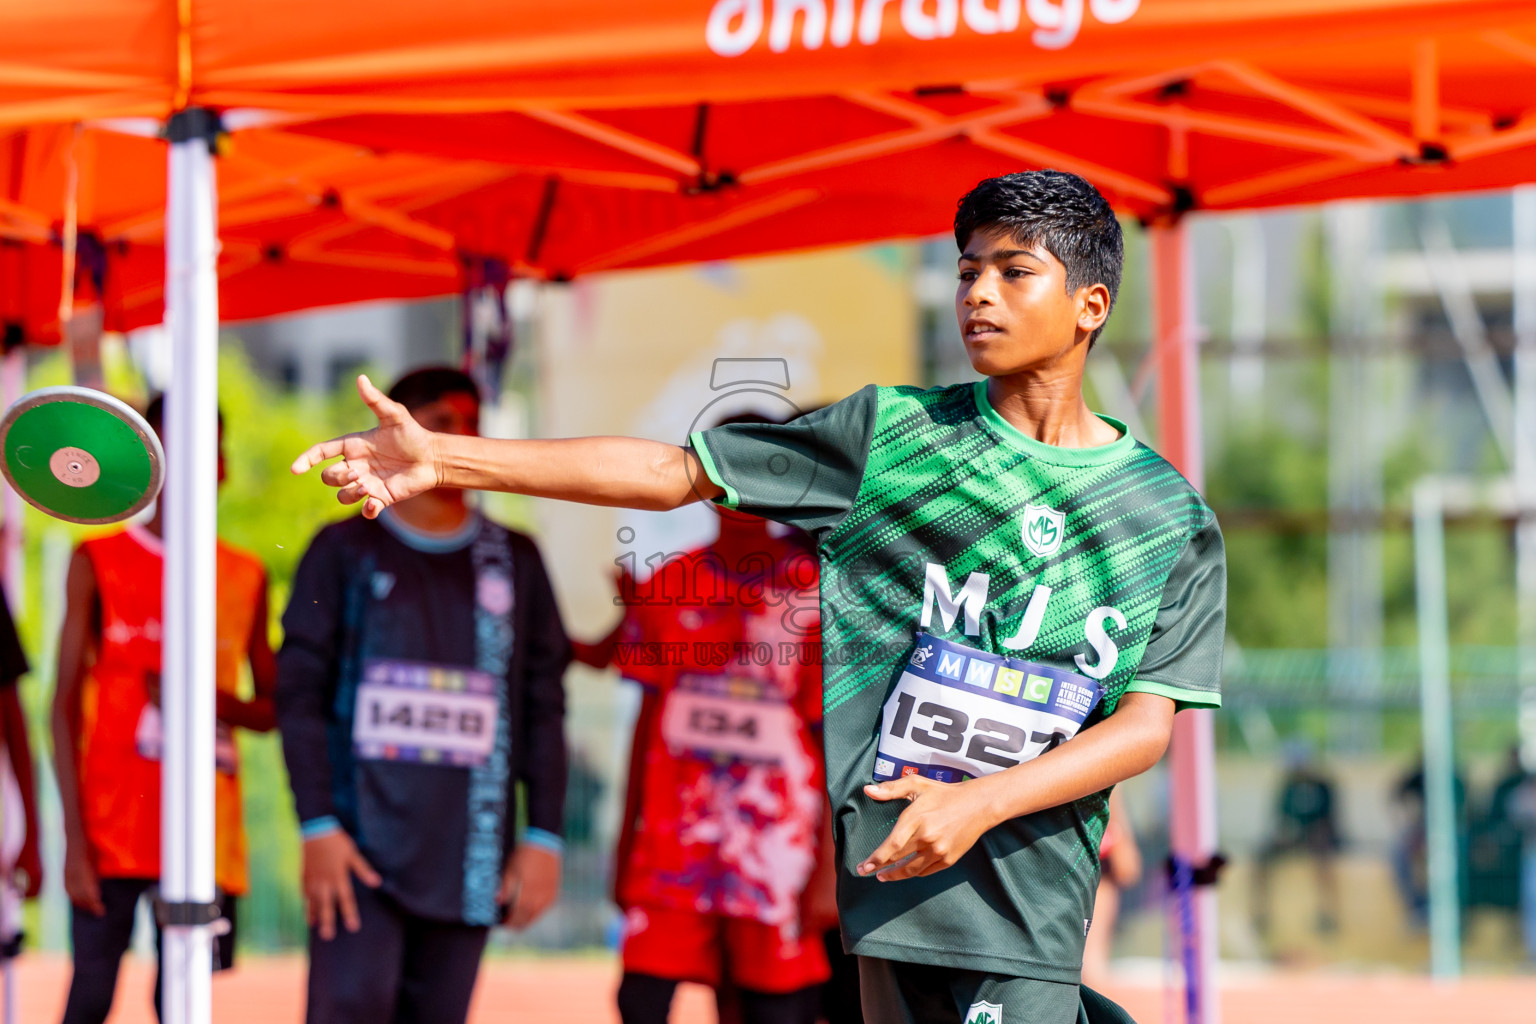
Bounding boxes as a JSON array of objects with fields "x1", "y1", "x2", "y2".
[{"x1": 692, "y1": 380, "x2": 1225, "y2": 980}]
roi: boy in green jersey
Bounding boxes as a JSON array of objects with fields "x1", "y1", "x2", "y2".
[{"x1": 293, "y1": 170, "x2": 1225, "y2": 1024}]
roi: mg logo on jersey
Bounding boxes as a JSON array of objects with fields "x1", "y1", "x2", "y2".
[
  {"x1": 1021, "y1": 504, "x2": 1065, "y2": 559},
  {"x1": 964, "y1": 1001, "x2": 1003, "y2": 1024}
]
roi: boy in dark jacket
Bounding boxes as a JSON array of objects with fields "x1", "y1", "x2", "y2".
[{"x1": 278, "y1": 368, "x2": 570, "y2": 1024}]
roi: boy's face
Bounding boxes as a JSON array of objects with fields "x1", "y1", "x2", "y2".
[
  {"x1": 955, "y1": 227, "x2": 1110, "y2": 377},
  {"x1": 410, "y1": 392, "x2": 481, "y2": 438}
]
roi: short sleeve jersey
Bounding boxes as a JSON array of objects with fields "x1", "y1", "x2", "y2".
[
  {"x1": 613, "y1": 539, "x2": 824, "y2": 926},
  {"x1": 690, "y1": 381, "x2": 1226, "y2": 981}
]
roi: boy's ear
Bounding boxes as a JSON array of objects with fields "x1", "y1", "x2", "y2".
[{"x1": 1077, "y1": 283, "x2": 1112, "y2": 335}]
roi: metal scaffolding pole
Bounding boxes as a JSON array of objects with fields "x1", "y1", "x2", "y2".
[
  {"x1": 1411, "y1": 479, "x2": 1461, "y2": 980},
  {"x1": 1513, "y1": 187, "x2": 1536, "y2": 770},
  {"x1": 1325, "y1": 203, "x2": 1383, "y2": 755},
  {"x1": 160, "y1": 109, "x2": 221, "y2": 1024},
  {"x1": 1151, "y1": 220, "x2": 1220, "y2": 1024}
]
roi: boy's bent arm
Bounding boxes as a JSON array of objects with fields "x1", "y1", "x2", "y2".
[
  {"x1": 857, "y1": 692, "x2": 1175, "y2": 882},
  {"x1": 292, "y1": 375, "x2": 721, "y2": 516}
]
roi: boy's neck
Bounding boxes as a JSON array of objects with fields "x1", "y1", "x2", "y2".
[
  {"x1": 390, "y1": 489, "x2": 472, "y2": 535},
  {"x1": 984, "y1": 368, "x2": 1121, "y2": 450}
]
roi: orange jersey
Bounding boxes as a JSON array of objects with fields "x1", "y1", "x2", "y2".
[{"x1": 77, "y1": 527, "x2": 265, "y2": 895}]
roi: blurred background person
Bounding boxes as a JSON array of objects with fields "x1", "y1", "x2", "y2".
[
  {"x1": 1511, "y1": 760, "x2": 1536, "y2": 960},
  {"x1": 574, "y1": 412, "x2": 835, "y2": 1024},
  {"x1": 1252, "y1": 741, "x2": 1342, "y2": 937},
  {"x1": 276, "y1": 367, "x2": 570, "y2": 1024},
  {"x1": 51, "y1": 396, "x2": 275, "y2": 1024},
  {"x1": 1392, "y1": 756, "x2": 1469, "y2": 931},
  {"x1": 1081, "y1": 790, "x2": 1141, "y2": 990},
  {"x1": 1467, "y1": 746, "x2": 1526, "y2": 926},
  {"x1": 0, "y1": 583, "x2": 40, "y2": 904}
]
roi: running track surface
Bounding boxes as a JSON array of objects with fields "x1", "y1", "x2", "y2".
[{"x1": 13, "y1": 953, "x2": 1536, "y2": 1023}]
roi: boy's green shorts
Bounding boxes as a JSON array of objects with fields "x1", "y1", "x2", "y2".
[{"x1": 858, "y1": 957, "x2": 1137, "y2": 1024}]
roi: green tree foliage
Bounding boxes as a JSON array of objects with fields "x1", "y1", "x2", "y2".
[{"x1": 1205, "y1": 423, "x2": 1330, "y2": 649}]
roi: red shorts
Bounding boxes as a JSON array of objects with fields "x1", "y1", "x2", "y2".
[{"x1": 620, "y1": 905, "x2": 830, "y2": 994}]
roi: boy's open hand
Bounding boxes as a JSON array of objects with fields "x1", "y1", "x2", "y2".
[
  {"x1": 303, "y1": 830, "x2": 382, "y2": 940},
  {"x1": 290, "y1": 375, "x2": 440, "y2": 519},
  {"x1": 63, "y1": 842, "x2": 103, "y2": 915},
  {"x1": 857, "y1": 775, "x2": 998, "y2": 882},
  {"x1": 498, "y1": 845, "x2": 561, "y2": 930}
]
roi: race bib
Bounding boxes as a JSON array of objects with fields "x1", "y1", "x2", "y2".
[
  {"x1": 352, "y1": 659, "x2": 499, "y2": 767},
  {"x1": 659, "y1": 680, "x2": 800, "y2": 765},
  {"x1": 135, "y1": 706, "x2": 239, "y2": 776},
  {"x1": 872, "y1": 632, "x2": 1103, "y2": 784}
]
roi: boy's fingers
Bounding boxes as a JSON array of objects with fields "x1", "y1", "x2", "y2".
[
  {"x1": 363, "y1": 497, "x2": 385, "y2": 519},
  {"x1": 315, "y1": 889, "x2": 336, "y2": 941},
  {"x1": 358, "y1": 375, "x2": 407, "y2": 426},
  {"x1": 319, "y1": 461, "x2": 359, "y2": 488},
  {"x1": 858, "y1": 819, "x2": 917, "y2": 876},
  {"x1": 864, "y1": 777, "x2": 924, "y2": 802},
  {"x1": 875, "y1": 852, "x2": 927, "y2": 882},
  {"x1": 81, "y1": 875, "x2": 104, "y2": 915},
  {"x1": 497, "y1": 867, "x2": 520, "y2": 908},
  {"x1": 336, "y1": 482, "x2": 370, "y2": 506},
  {"x1": 337, "y1": 878, "x2": 361, "y2": 934},
  {"x1": 351, "y1": 853, "x2": 382, "y2": 888},
  {"x1": 291, "y1": 437, "x2": 346, "y2": 475}
]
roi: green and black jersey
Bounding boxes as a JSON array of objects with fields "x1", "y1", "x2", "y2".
[{"x1": 690, "y1": 380, "x2": 1225, "y2": 982}]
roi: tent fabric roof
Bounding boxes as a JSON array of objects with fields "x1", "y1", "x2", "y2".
[
  {"x1": 3, "y1": 1, "x2": 1532, "y2": 118},
  {"x1": 4, "y1": 1, "x2": 1536, "y2": 339}
]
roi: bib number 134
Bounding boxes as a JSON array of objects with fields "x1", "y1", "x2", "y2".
[{"x1": 887, "y1": 691, "x2": 1066, "y2": 771}]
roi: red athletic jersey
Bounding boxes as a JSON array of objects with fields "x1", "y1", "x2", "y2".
[{"x1": 614, "y1": 538, "x2": 823, "y2": 926}]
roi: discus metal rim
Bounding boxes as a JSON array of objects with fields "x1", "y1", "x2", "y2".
[{"x1": 0, "y1": 385, "x2": 165, "y2": 525}]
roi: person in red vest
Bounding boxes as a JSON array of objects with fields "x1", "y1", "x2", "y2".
[
  {"x1": 51, "y1": 395, "x2": 276, "y2": 1024},
  {"x1": 575, "y1": 414, "x2": 837, "y2": 1024}
]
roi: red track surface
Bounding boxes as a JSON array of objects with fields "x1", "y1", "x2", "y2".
[{"x1": 13, "y1": 953, "x2": 1536, "y2": 1023}]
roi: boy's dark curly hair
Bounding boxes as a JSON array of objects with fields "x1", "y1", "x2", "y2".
[{"x1": 954, "y1": 170, "x2": 1124, "y2": 344}]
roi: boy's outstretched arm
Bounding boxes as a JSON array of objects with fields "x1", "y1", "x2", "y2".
[
  {"x1": 292, "y1": 375, "x2": 721, "y2": 515},
  {"x1": 856, "y1": 691, "x2": 1175, "y2": 882}
]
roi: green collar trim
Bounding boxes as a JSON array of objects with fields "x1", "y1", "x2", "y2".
[{"x1": 971, "y1": 380, "x2": 1135, "y2": 467}]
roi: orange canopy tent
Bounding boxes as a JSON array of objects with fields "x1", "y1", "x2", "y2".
[
  {"x1": 5, "y1": 2, "x2": 1536, "y2": 341},
  {"x1": 2, "y1": 0, "x2": 1534, "y2": 122},
  {"x1": 0, "y1": 122, "x2": 516, "y2": 340},
  {"x1": 5, "y1": 3, "x2": 1536, "y2": 1021}
]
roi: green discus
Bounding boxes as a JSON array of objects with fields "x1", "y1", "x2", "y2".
[{"x1": 0, "y1": 386, "x2": 164, "y2": 525}]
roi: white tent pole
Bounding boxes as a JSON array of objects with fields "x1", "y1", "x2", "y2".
[
  {"x1": 162, "y1": 109, "x2": 221, "y2": 1024},
  {"x1": 1150, "y1": 219, "x2": 1220, "y2": 1024}
]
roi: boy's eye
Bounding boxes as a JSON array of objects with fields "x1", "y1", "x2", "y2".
[
  {"x1": 957, "y1": 269, "x2": 977, "y2": 281},
  {"x1": 1004, "y1": 267, "x2": 1030, "y2": 278}
]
